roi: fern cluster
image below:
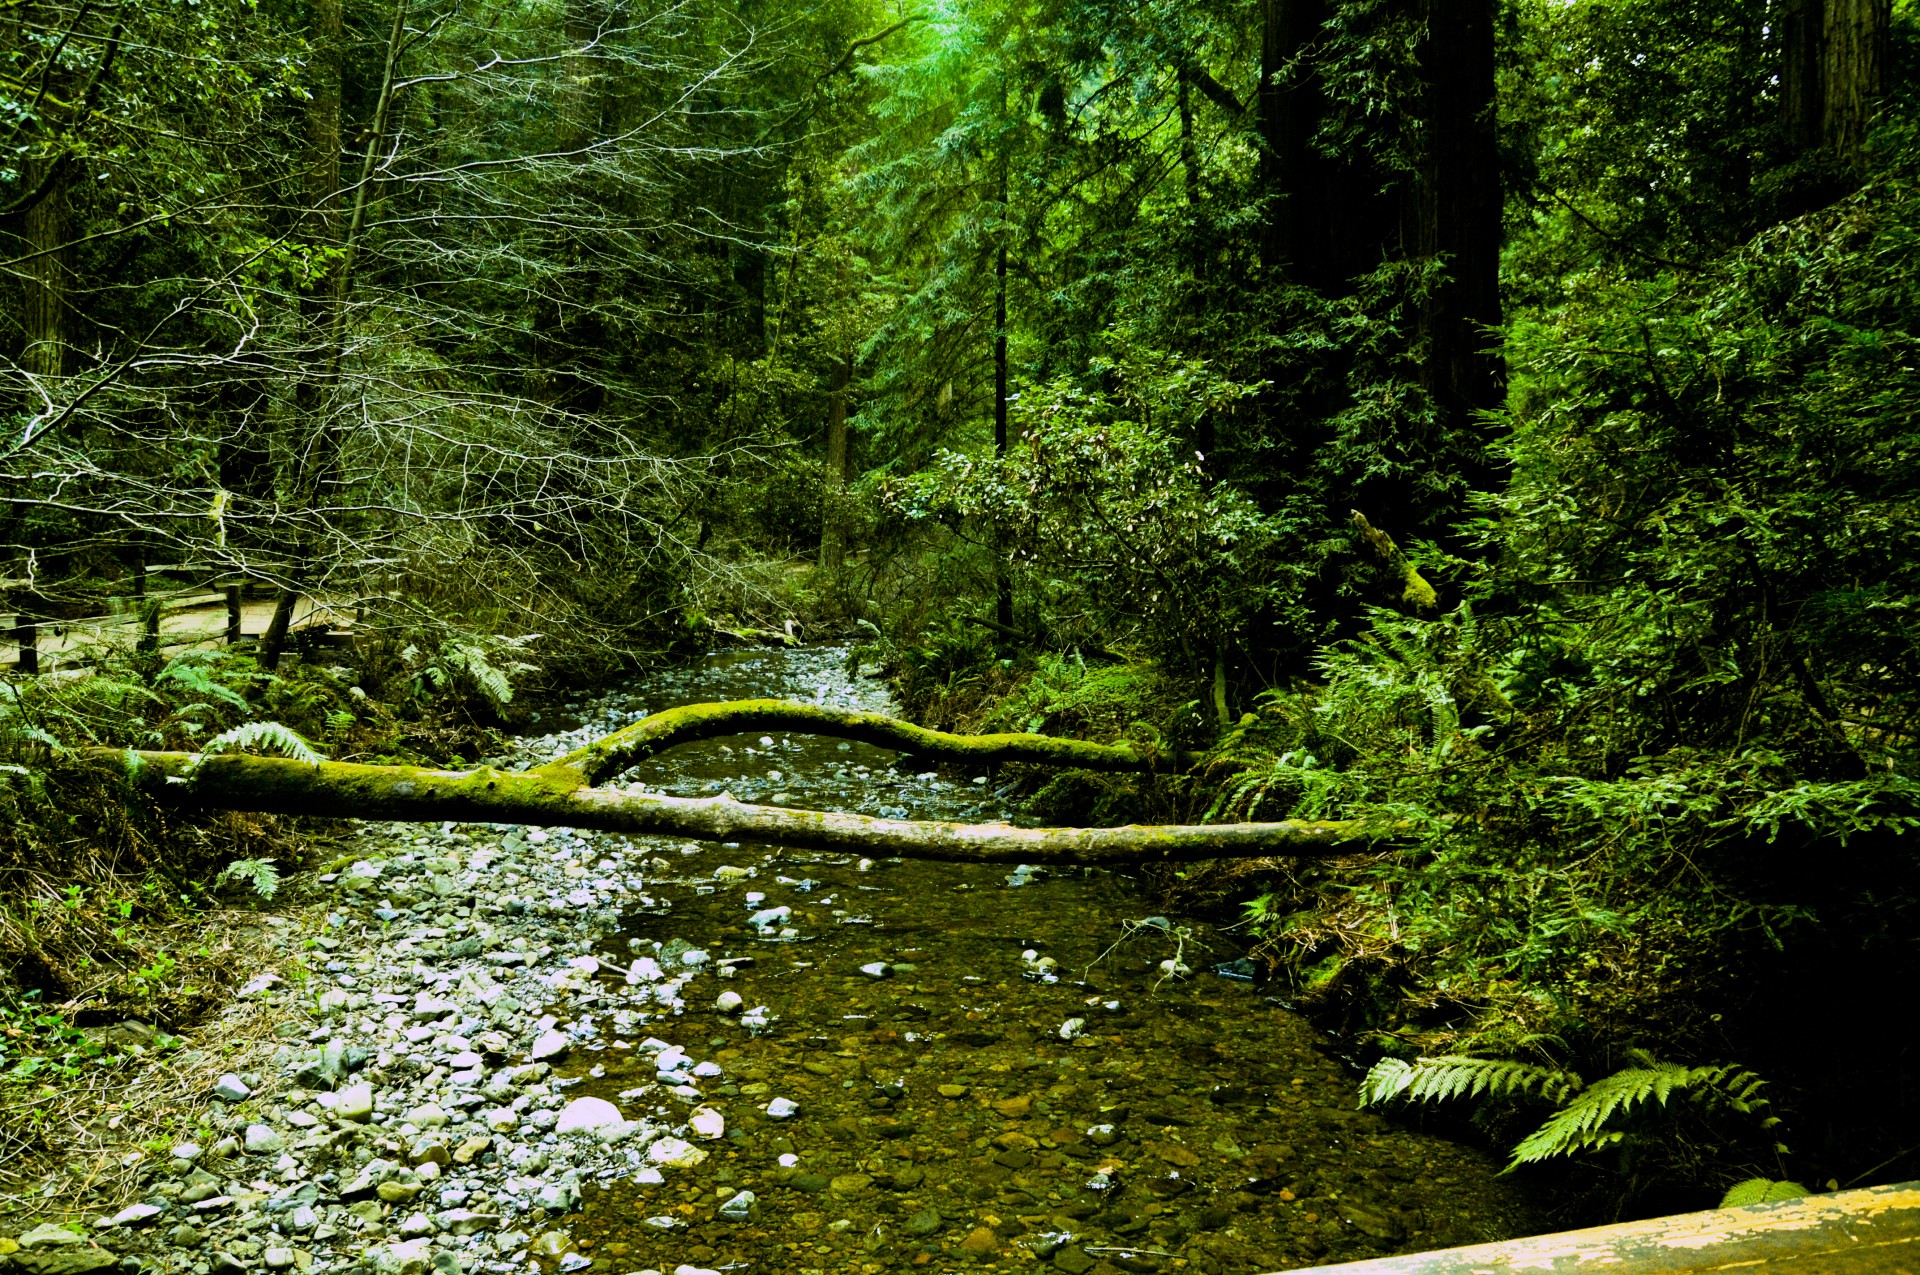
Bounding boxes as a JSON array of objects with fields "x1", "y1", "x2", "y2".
[{"x1": 1361, "y1": 1052, "x2": 1784, "y2": 1171}]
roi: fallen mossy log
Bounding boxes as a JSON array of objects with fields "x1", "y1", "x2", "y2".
[
  {"x1": 532, "y1": 697, "x2": 1205, "y2": 786},
  {"x1": 92, "y1": 695, "x2": 1373, "y2": 862}
]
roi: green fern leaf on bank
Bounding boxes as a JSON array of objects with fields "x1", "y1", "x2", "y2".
[
  {"x1": 187, "y1": 721, "x2": 325, "y2": 774},
  {"x1": 1720, "y1": 1178, "x2": 1810, "y2": 1208}
]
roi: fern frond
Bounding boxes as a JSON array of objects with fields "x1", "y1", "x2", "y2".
[
  {"x1": 1360, "y1": 1055, "x2": 1582, "y2": 1109},
  {"x1": 190, "y1": 721, "x2": 325, "y2": 771},
  {"x1": 214, "y1": 858, "x2": 280, "y2": 901},
  {"x1": 1506, "y1": 1060, "x2": 1770, "y2": 1167},
  {"x1": 1720, "y1": 1178, "x2": 1810, "y2": 1208},
  {"x1": 1359, "y1": 1058, "x2": 1415, "y2": 1107}
]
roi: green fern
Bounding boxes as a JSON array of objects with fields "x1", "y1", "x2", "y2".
[
  {"x1": 190, "y1": 721, "x2": 325, "y2": 771},
  {"x1": 1361, "y1": 1055, "x2": 1582, "y2": 1109},
  {"x1": 1362, "y1": 1052, "x2": 1780, "y2": 1172},
  {"x1": 156, "y1": 660, "x2": 251, "y2": 711},
  {"x1": 1720, "y1": 1177, "x2": 1810, "y2": 1208},
  {"x1": 214, "y1": 858, "x2": 280, "y2": 901}
]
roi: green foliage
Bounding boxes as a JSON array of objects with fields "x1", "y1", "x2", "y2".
[
  {"x1": 400, "y1": 632, "x2": 540, "y2": 718},
  {"x1": 213, "y1": 858, "x2": 281, "y2": 902},
  {"x1": 1721, "y1": 1178, "x2": 1811, "y2": 1208},
  {"x1": 1363, "y1": 1052, "x2": 1783, "y2": 1173},
  {"x1": 192, "y1": 723, "x2": 324, "y2": 768},
  {"x1": 1360, "y1": 1055, "x2": 1580, "y2": 1109}
]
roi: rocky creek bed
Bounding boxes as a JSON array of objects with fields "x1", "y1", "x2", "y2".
[{"x1": 0, "y1": 646, "x2": 1535, "y2": 1275}]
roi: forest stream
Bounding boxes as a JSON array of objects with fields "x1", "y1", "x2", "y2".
[{"x1": 264, "y1": 645, "x2": 1532, "y2": 1275}]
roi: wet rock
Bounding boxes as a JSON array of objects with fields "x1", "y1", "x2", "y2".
[
  {"x1": 166, "y1": 1225, "x2": 203, "y2": 1248},
  {"x1": 367, "y1": 1238, "x2": 434, "y2": 1275},
  {"x1": 335, "y1": 1082, "x2": 375, "y2": 1123},
  {"x1": 713, "y1": 990, "x2": 743, "y2": 1014},
  {"x1": 902, "y1": 1207, "x2": 943, "y2": 1237},
  {"x1": 646, "y1": 1137, "x2": 707, "y2": 1169},
  {"x1": 102, "y1": 1203, "x2": 163, "y2": 1228},
  {"x1": 553, "y1": 1097, "x2": 623, "y2": 1136},
  {"x1": 212, "y1": 1074, "x2": 252, "y2": 1103},
  {"x1": 763, "y1": 1097, "x2": 799, "y2": 1120},
  {"x1": 688, "y1": 1106, "x2": 725, "y2": 1139},
  {"x1": 1339, "y1": 1201, "x2": 1405, "y2": 1241},
  {"x1": 936, "y1": 1083, "x2": 969, "y2": 1098},
  {"x1": 992, "y1": 1094, "x2": 1033, "y2": 1118},
  {"x1": 958, "y1": 1226, "x2": 998, "y2": 1257},
  {"x1": 716, "y1": 1190, "x2": 756, "y2": 1221},
  {"x1": 529, "y1": 1030, "x2": 571, "y2": 1062},
  {"x1": 1052, "y1": 1245, "x2": 1097, "y2": 1275}
]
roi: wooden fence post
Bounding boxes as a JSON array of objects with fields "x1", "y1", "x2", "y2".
[
  {"x1": 16, "y1": 602, "x2": 38, "y2": 675},
  {"x1": 135, "y1": 551, "x2": 159, "y2": 653}
]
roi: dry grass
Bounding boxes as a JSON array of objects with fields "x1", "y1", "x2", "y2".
[{"x1": 0, "y1": 903, "x2": 318, "y2": 1230}]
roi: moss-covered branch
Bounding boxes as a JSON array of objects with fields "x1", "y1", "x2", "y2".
[
  {"x1": 104, "y1": 750, "x2": 1373, "y2": 865},
  {"x1": 533, "y1": 698, "x2": 1204, "y2": 786}
]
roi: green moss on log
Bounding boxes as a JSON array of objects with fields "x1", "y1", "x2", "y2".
[
  {"x1": 108, "y1": 748, "x2": 1374, "y2": 864},
  {"x1": 532, "y1": 698, "x2": 1202, "y2": 785}
]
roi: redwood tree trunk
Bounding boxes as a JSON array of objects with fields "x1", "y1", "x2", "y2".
[
  {"x1": 1782, "y1": 0, "x2": 1891, "y2": 162},
  {"x1": 1409, "y1": 0, "x2": 1505, "y2": 429},
  {"x1": 819, "y1": 353, "x2": 853, "y2": 572},
  {"x1": 20, "y1": 161, "x2": 67, "y2": 383}
]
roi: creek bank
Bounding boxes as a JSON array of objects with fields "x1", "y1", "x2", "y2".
[{"x1": 0, "y1": 646, "x2": 1535, "y2": 1275}]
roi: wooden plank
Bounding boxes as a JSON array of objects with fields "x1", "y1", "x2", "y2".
[{"x1": 1268, "y1": 1181, "x2": 1920, "y2": 1274}]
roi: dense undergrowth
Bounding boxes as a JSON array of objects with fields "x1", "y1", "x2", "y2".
[
  {"x1": 0, "y1": 617, "x2": 561, "y2": 1086},
  {"x1": 848, "y1": 120, "x2": 1920, "y2": 1217}
]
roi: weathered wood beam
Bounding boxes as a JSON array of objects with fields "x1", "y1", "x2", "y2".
[{"x1": 1269, "y1": 1180, "x2": 1920, "y2": 1274}]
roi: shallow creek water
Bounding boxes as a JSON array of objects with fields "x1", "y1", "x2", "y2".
[{"x1": 516, "y1": 646, "x2": 1535, "y2": 1275}]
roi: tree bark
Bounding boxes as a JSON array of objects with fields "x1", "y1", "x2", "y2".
[
  {"x1": 1408, "y1": 0, "x2": 1503, "y2": 426},
  {"x1": 993, "y1": 175, "x2": 1013, "y2": 634},
  {"x1": 818, "y1": 352, "x2": 852, "y2": 572},
  {"x1": 1782, "y1": 0, "x2": 1891, "y2": 162},
  {"x1": 1821, "y1": 0, "x2": 1889, "y2": 159},
  {"x1": 19, "y1": 159, "x2": 68, "y2": 383},
  {"x1": 98, "y1": 700, "x2": 1374, "y2": 864}
]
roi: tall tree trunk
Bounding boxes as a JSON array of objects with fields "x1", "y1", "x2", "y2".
[
  {"x1": 261, "y1": 0, "x2": 345, "y2": 672},
  {"x1": 818, "y1": 352, "x2": 852, "y2": 572},
  {"x1": 260, "y1": 0, "x2": 407, "y2": 671},
  {"x1": 1408, "y1": 0, "x2": 1504, "y2": 426},
  {"x1": 19, "y1": 161, "x2": 67, "y2": 383},
  {"x1": 993, "y1": 235, "x2": 1013, "y2": 633},
  {"x1": 1821, "y1": 0, "x2": 1889, "y2": 159},
  {"x1": 1782, "y1": 0, "x2": 1891, "y2": 163},
  {"x1": 1177, "y1": 68, "x2": 1199, "y2": 207}
]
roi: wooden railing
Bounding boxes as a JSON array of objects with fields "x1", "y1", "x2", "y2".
[{"x1": 1270, "y1": 1180, "x2": 1920, "y2": 1273}]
